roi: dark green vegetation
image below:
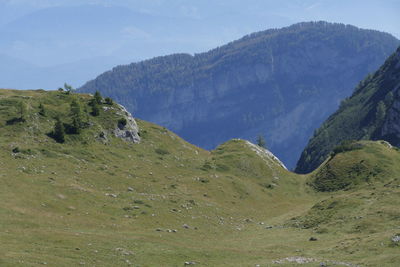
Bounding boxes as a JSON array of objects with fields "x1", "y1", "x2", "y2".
[
  {"x1": 296, "y1": 46, "x2": 400, "y2": 174},
  {"x1": 1, "y1": 89, "x2": 400, "y2": 266},
  {"x1": 79, "y1": 21, "x2": 400, "y2": 169}
]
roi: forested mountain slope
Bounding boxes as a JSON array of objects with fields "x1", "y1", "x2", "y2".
[
  {"x1": 79, "y1": 21, "x2": 400, "y2": 169},
  {"x1": 296, "y1": 46, "x2": 400, "y2": 173}
]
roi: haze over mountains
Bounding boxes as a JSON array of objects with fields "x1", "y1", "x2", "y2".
[
  {"x1": 80, "y1": 22, "x2": 399, "y2": 169},
  {"x1": 0, "y1": 0, "x2": 399, "y2": 89}
]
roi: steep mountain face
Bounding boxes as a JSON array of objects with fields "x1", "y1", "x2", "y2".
[
  {"x1": 79, "y1": 21, "x2": 400, "y2": 169},
  {"x1": 296, "y1": 46, "x2": 400, "y2": 173}
]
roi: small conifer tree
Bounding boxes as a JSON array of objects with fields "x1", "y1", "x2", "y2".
[
  {"x1": 105, "y1": 97, "x2": 113, "y2": 105},
  {"x1": 256, "y1": 134, "x2": 267, "y2": 148},
  {"x1": 70, "y1": 99, "x2": 83, "y2": 133},
  {"x1": 64, "y1": 83, "x2": 75, "y2": 94},
  {"x1": 83, "y1": 105, "x2": 90, "y2": 124},
  {"x1": 18, "y1": 101, "x2": 28, "y2": 121},
  {"x1": 53, "y1": 117, "x2": 65, "y2": 143},
  {"x1": 91, "y1": 101, "x2": 100, "y2": 116},
  {"x1": 38, "y1": 103, "x2": 46, "y2": 116},
  {"x1": 94, "y1": 91, "x2": 102, "y2": 105}
]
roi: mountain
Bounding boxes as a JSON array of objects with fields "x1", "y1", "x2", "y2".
[
  {"x1": 296, "y1": 46, "x2": 400, "y2": 173},
  {"x1": 79, "y1": 21, "x2": 400, "y2": 169},
  {"x1": 1, "y1": 88, "x2": 400, "y2": 266}
]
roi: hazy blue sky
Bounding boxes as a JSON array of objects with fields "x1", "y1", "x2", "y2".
[{"x1": 0, "y1": 0, "x2": 398, "y2": 89}]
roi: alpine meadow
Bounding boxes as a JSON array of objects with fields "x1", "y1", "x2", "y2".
[{"x1": 1, "y1": 1, "x2": 400, "y2": 266}]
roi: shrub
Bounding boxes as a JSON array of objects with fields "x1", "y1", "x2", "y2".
[
  {"x1": 105, "y1": 97, "x2": 114, "y2": 105},
  {"x1": 331, "y1": 140, "x2": 363, "y2": 156},
  {"x1": 64, "y1": 83, "x2": 75, "y2": 94},
  {"x1": 38, "y1": 103, "x2": 46, "y2": 116},
  {"x1": 118, "y1": 118, "x2": 127, "y2": 129},
  {"x1": 216, "y1": 163, "x2": 230, "y2": 172},
  {"x1": 155, "y1": 148, "x2": 170, "y2": 155},
  {"x1": 199, "y1": 178, "x2": 210, "y2": 183},
  {"x1": 91, "y1": 102, "x2": 100, "y2": 116},
  {"x1": 256, "y1": 134, "x2": 266, "y2": 148},
  {"x1": 201, "y1": 160, "x2": 213, "y2": 171},
  {"x1": 18, "y1": 101, "x2": 28, "y2": 122},
  {"x1": 53, "y1": 117, "x2": 65, "y2": 143},
  {"x1": 94, "y1": 91, "x2": 102, "y2": 104},
  {"x1": 70, "y1": 99, "x2": 83, "y2": 133}
]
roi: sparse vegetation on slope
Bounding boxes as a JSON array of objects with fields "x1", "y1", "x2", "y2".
[{"x1": 1, "y1": 89, "x2": 400, "y2": 266}]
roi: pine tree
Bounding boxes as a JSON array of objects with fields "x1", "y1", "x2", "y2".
[
  {"x1": 70, "y1": 99, "x2": 83, "y2": 133},
  {"x1": 18, "y1": 101, "x2": 28, "y2": 121},
  {"x1": 256, "y1": 134, "x2": 267, "y2": 148},
  {"x1": 53, "y1": 117, "x2": 65, "y2": 143},
  {"x1": 83, "y1": 105, "x2": 90, "y2": 124},
  {"x1": 64, "y1": 83, "x2": 75, "y2": 94},
  {"x1": 38, "y1": 103, "x2": 46, "y2": 116},
  {"x1": 91, "y1": 101, "x2": 100, "y2": 116},
  {"x1": 94, "y1": 91, "x2": 103, "y2": 105},
  {"x1": 105, "y1": 97, "x2": 113, "y2": 105},
  {"x1": 88, "y1": 91, "x2": 102, "y2": 116}
]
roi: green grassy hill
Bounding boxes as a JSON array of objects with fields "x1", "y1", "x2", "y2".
[{"x1": 0, "y1": 89, "x2": 399, "y2": 266}]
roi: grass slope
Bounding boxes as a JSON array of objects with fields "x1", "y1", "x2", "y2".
[{"x1": 0, "y1": 89, "x2": 399, "y2": 266}]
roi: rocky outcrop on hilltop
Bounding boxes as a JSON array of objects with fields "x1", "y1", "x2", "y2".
[{"x1": 113, "y1": 104, "x2": 141, "y2": 143}]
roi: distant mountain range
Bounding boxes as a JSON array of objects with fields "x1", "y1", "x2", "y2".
[
  {"x1": 79, "y1": 21, "x2": 400, "y2": 169},
  {"x1": 296, "y1": 46, "x2": 400, "y2": 173}
]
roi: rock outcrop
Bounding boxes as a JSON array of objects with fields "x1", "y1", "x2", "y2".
[
  {"x1": 113, "y1": 104, "x2": 141, "y2": 143},
  {"x1": 242, "y1": 140, "x2": 287, "y2": 170}
]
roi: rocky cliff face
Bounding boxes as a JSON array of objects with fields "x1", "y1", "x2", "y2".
[
  {"x1": 113, "y1": 104, "x2": 141, "y2": 143},
  {"x1": 296, "y1": 46, "x2": 400, "y2": 173},
  {"x1": 79, "y1": 22, "x2": 400, "y2": 169}
]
